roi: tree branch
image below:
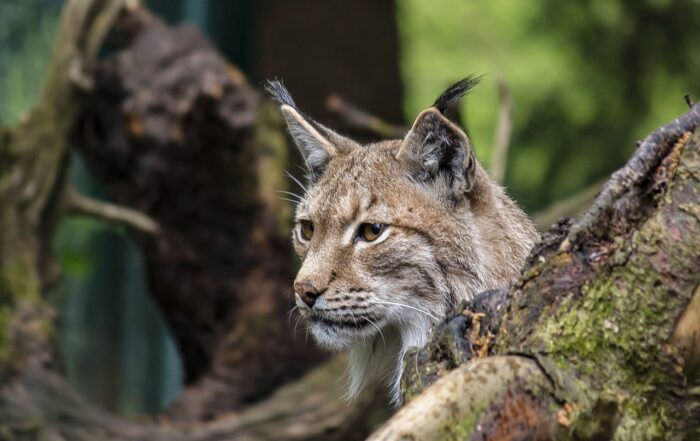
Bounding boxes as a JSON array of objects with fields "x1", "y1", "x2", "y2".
[
  {"x1": 371, "y1": 356, "x2": 556, "y2": 441},
  {"x1": 563, "y1": 103, "x2": 700, "y2": 250},
  {"x1": 2, "y1": 357, "x2": 386, "y2": 441},
  {"x1": 325, "y1": 94, "x2": 406, "y2": 138},
  {"x1": 490, "y1": 77, "x2": 513, "y2": 183},
  {"x1": 0, "y1": 0, "x2": 126, "y2": 366},
  {"x1": 66, "y1": 187, "x2": 159, "y2": 234}
]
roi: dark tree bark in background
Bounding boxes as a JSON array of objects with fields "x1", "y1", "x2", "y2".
[
  {"x1": 251, "y1": 0, "x2": 405, "y2": 135},
  {"x1": 72, "y1": 8, "x2": 325, "y2": 420},
  {"x1": 67, "y1": 0, "x2": 403, "y2": 422}
]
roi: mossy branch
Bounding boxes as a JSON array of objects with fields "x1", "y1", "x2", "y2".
[{"x1": 0, "y1": 0, "x2": 126, "y2": 349}]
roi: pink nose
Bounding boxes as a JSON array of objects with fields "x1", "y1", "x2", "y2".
[{"x1": 295, "y1": 282, "x2": 324, "y2": 307}]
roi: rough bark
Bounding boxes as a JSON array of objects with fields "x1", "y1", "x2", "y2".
[
  {"x1": 251, "y1": 0, "x2": 405, "y2": 136},
  {"x1": 69, "y1": 5, "x2": 327, "y2": 419},
  {"x1": 372, "y1": 105, "x2": 700, "y2": 440}
]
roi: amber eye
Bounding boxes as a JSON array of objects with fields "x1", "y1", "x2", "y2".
[
  {"x1": 299, "y1": 220, "x2": 314, "y2": 241},
  {"x1": 360, "y1": 223, "x2": 385, "y2": 242}
]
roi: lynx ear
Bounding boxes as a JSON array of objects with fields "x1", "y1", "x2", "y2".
[
  {"x1": 279, "y1": 104, "x2": 337, "y2": 179},
  {"x1": 398, "y1": 108, "x2": 476, "y2": 196},
  {"x1": 397, "y1": 76, "x2": 480, "y2": 198},
  {"x1": 266, "y1": 79, "x2": 352, "y2": 181}
]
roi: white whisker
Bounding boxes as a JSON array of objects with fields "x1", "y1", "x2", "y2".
[
  {"x1": 285, "y1": 170, "x2": 308, "y2": 194},
  {"x1": 278, "y1": 196, "x2": 301, "y2": 204},
  {"x1": 293, "y1": 313, "x2": 304, "y2": 339},
  {"x1": 374, "y1": 301, "x2": 439, "y2": 321},
  {"x1": 287, "y1": 305, "x2": 299, "y2": 325},
  {"x1": 347, "y1": 310, "x2": 367, "y2": 344},
  {"x1": 276, "y1": 190, "x2": 304, "y2": 201},
  {"x1": 364, "y1": 315, "x2": 386, "y2": 346},
  {"x1": 292, "y1": 165, "x2": 309, "y2": 179}
]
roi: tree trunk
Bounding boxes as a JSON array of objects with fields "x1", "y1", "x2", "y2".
[
  {"x1": 0, "y1": 0, "x2": 125, "y2": 384},
  {"x1": 70, "y1": 5, "x2": 325, "y2": 420}
]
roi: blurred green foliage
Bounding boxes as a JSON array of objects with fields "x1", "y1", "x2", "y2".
[
  {"x1": 0, "y1": 0, "x2": 61, "y2": 123},
  {"x1": 398, "y1": 0, "x2": 700, "y2": 211}
]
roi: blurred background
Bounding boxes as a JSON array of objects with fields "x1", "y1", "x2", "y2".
[{"x1": 1, "y1": 0, "x2": 698, "y2": 417}]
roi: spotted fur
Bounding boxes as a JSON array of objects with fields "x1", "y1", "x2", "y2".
[{"x1": 270, "y1": 79, "x2": 539, "y2": 405}]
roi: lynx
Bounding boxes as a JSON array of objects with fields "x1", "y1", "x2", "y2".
[{"x1": 267, "y1": 77, "x2": 538, "y2": 405}]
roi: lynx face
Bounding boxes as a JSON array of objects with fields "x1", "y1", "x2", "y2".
[
  {"x1": 267, "y1": 78, "x2": 538, "y2": 404},
  {"x1": 292, "y1": 141, "x2": 453, "y2": 351}
]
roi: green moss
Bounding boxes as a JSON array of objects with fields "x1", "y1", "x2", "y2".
[
  {"x1": 0, "y1": 207, "x2": 43, "y2": 370},
  {"x1": 446, "y1": 413, "x2": 479, "y2": 441},
  {"x1": 0, "y1": 261, "x2": 40, "y2": 305},
  {"x1": 531, "y1": 248, "x2": 691, "y2": 436},
  {"x1": 526, "y1": 161, "x2": 698, "y2": 436},
  {"x1": 496, "y1": 133, "x2": 700, "y2": 439}
]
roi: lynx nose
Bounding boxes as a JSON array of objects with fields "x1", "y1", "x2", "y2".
[{"x1": 295, "y1": 282, "x2": 324, "y2": 308}]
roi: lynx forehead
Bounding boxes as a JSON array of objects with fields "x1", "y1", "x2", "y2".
[{"x1": 267, "y1": 77, "x2": 538, "y2": 405}]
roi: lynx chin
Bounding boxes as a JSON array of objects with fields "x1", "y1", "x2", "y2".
[{"x1": 267, "y1": 77, "x2": 538, "y2": 406}]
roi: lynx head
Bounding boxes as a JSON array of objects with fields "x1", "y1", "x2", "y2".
[{"x1": 267, "y1": 77, "x2": 537, "y2": 405}]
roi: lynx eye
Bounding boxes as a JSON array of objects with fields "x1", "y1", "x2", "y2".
[
  {"x1": 299, "y1": 220, "x2": 314, "y2": 241},
  {"x1": 359, "y1": 223, "x2": 385, "y2": 242}
]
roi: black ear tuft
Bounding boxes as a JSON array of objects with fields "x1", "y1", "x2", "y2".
[
  {"x1": 265, "y1": 79, "x2": 296, "y2": 108},
  {"x1": 264, "y1": 78, "x2": 360, "y2": 183},
  {"x1": 432, "y1": 75, "x2": 482, "y2": 114},
  {"x1": 398, "y1": 108, "x2": 477, "y2": 199}
]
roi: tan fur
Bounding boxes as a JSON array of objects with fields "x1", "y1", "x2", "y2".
[{"x1": 272, "y1": 80, "x2": 539, "y2": 405}]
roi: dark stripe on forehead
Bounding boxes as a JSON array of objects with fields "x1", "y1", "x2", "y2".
[
  {"x1": 367, "y1": 194, "x2": 377, "y2": 210},
  {"x1": 313, "y1": 161, "x2": 381, "y2": 225},
  {"x1": 392, "y1": 224, "x2": 440, "y2": 249},
  {"x1": 314, "y1": 156, "x2": 359, "y2": 210}
]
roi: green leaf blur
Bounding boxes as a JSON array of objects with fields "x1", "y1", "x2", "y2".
[{"x1": 398, "y1": 0, "x2": 700, "y2": 211}]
